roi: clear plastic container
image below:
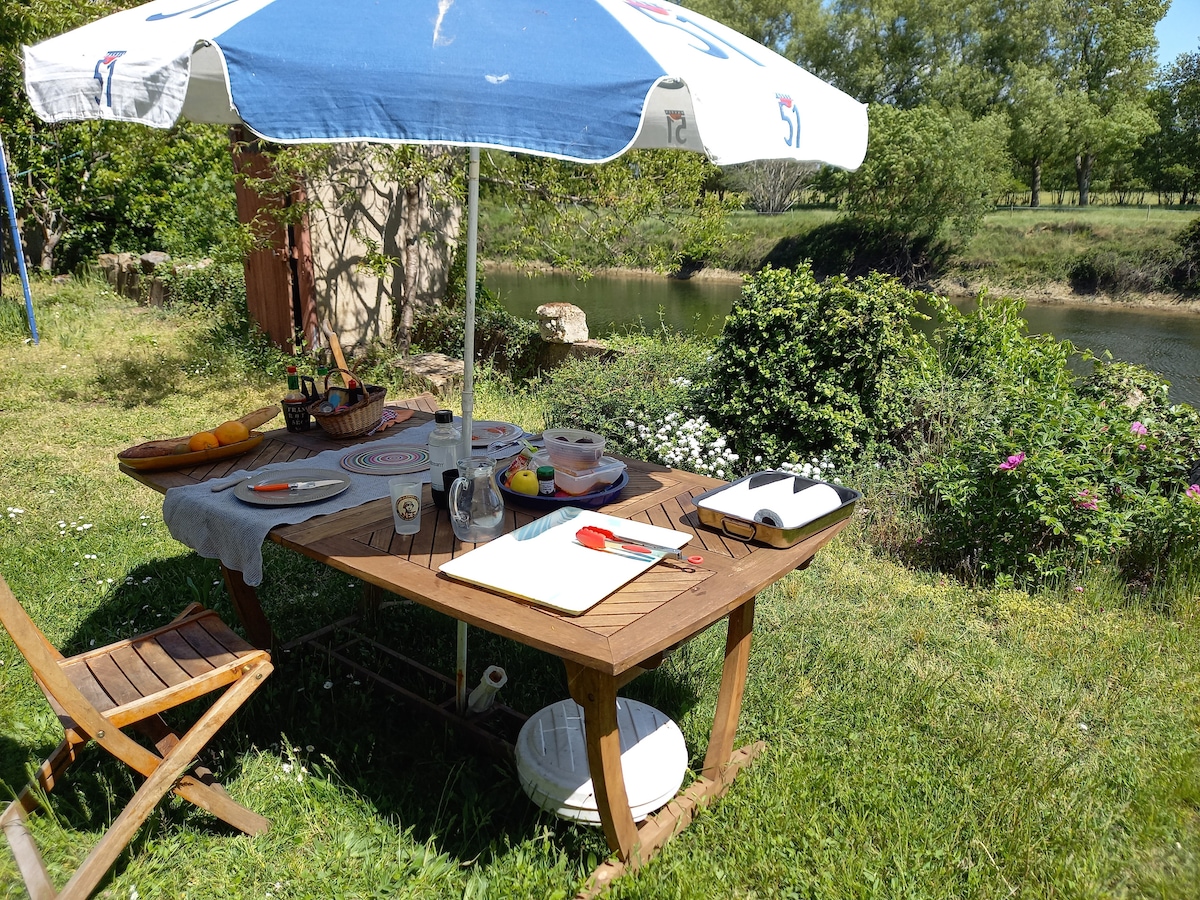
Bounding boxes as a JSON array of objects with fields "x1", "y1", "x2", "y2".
[
  {"x1": 542, "y1": 428, "x2": 606, "y2": 473},
  {"x1": 531, "y1": 450, "x2": 626, "y2": 495}
]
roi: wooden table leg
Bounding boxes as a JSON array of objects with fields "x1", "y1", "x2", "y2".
[
  {"x1": 564, "y1": 660, "x2": 640, "y2": 862},
  {"x1": 220, "y1": 564, "x2": 274, "y2": 650},
  {"x1": 702, "y1": 595, "x2": 755, "y2": 780}
]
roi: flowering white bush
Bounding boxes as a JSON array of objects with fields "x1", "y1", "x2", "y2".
[{"x1": 625, "y1": 410, "x2": 738, "y2": 479}]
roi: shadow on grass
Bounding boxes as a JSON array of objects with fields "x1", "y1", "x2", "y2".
[
  {"x1": 92, "y1": 348, "x2": 187, "y2": 407},
  {"x1": 761, "y1": 221, "x2": 954, "y2": 284},
  {"x1": 51, "y1": 547, "x2": 705, "y2": 869}
]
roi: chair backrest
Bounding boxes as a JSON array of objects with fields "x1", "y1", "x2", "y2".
[{"x1": 0, "y1": 574, "x2": 120, "y2": 740}]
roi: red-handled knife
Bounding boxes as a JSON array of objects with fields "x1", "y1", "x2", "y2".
[{"x1": 250, "y1": 479, "x2": 344, "y2": 492}]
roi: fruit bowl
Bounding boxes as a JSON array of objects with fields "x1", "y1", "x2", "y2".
[
  {"x1": 497, "y1": 470, "x2": 628, "y2": 511},
  {"x1": 118, "y1": 433, "x2": 265, "y2": 471}
]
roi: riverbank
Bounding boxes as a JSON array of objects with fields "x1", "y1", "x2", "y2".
[
  {"x1": 485, "y1": 260, "x2": 1200, "y2": 315},
  {"x1": 928, "y1": 276, "x2": 1200, "y2": 315}
]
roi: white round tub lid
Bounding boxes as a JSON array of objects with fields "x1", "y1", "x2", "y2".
[{"x1": 515, "y1": 697, "x2": 687, "y2": 824}]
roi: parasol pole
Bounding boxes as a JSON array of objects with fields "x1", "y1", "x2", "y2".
[
  {"x1": 455, "y1": 147, "x2": 481, "y2": 715},
  {"x1": 0, "y1": 138, "x2": 38, "y2": 344},
  {"x1": 460, "y1": 147, "x2": 479, "y2": 461}
]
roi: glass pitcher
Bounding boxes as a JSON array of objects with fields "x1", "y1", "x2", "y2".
[{"x1": 449, "y1": 456, "x2": 506, "y2": 543}]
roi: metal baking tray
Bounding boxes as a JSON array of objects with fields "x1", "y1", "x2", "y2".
[{"x1": 692, "y1": 470, "x2": 861, "y2": 548}]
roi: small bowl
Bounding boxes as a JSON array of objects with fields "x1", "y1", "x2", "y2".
[{"x1": 542, "y1": 428, "x2": 606, "y2": 472}]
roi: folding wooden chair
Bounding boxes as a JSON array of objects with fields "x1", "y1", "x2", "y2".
[{"x1": 0, "y1": 575, "x2": 273, "y2": 900}]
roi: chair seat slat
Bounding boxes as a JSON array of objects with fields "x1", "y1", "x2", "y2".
[
  {"x1": 177, "y1": 620, "x2": 239, "y2": 668},
  {"x1": 196, "y1": 614, "x2": 255, "y2": 655},
  {"x1": 108, "y1": 644, "x2": 169, "y2": 698},
  {"x1": 154, "y1": 629, "x2": 214, "y2": 677},
  {"x1": 132, "y1": 636, "x2": 192, "y2": 686},
  {"x1": 60, "y1": 660, "x2": 117, "y2": 714},
  {"x1": 85, "y1": 654, "x2": 143, "y2": 707}
]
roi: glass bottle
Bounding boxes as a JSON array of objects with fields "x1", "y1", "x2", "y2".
[
  {"x1": 283, "y1": 366, "x2": 303, "y2": 402},
  {"x1": 428, "y1": 409, "x2": 461, "y2": 509},
  {"x1": 283, "y1": 365, "x2": 310, "y2": 432}
]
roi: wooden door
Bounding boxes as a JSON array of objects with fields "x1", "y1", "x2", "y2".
[{"x1": 229, "y1": 127, "x2": 317, "y2": 352}]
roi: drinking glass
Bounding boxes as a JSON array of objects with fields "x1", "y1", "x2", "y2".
[{"x1": 389, "y1": 478, "x2": 422, "y2": 535}]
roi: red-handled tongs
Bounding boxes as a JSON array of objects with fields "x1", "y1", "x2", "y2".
[
  {"x1": 576, "y1": 526, "x2": 705, "y2": 568},
  {"x1": 576, "y1": 525, "x2": 683, "y2": 559}
]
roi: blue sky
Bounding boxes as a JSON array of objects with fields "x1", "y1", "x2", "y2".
[{"x1": 1156, "y1": 1, "x2": 1199, "y2": 66}]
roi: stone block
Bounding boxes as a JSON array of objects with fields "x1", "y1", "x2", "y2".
[
  {"x1": 139, "y1": 250, "x2": 171, "y2": 274},
  {"x1": 537, "y1": 302, "x2": 588, "y2": 344},
  {"x1": 147, "y1": 276, "x2": 168, "y2": 308},
  {"x1": 390, "y1": 352, "x2": 465, "y2": 393}
]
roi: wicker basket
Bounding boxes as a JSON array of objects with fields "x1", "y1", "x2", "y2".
[{"x1": 308, "y1": 368, "x2": 387, "y2": 439}]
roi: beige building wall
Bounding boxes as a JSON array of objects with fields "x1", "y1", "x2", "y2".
[{"x1": 304, "y1": 145, "x2": 462, "y2": 349}]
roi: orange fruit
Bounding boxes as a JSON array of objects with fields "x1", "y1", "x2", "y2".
[
  {"x1": 213, "y1": 420, "x2": 250, "y2": 446},
  {"x1": 188, "y1": 431, "x2": 220, "y2": 451}
]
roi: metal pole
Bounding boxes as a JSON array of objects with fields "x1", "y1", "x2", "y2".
[
  {"x1": 454, "y1": 147, "x2": 481, "y2": 715},
  {"x1": 0, "y1": 138, "x2": 38, "y2": 344},
  {"x1": 461, "y1": 147, "x2": 479, "y2": 460},
  {"x1": 456, "y1": 619, "x2": 469, "y2": 714}
]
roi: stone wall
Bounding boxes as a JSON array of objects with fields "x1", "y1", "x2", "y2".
[
  {"x1": 304, "y1": 146, "x2": 462, "y2": 348},
  {"x1": 96, "y1": 251, "x2": 204, "y2": 307}
]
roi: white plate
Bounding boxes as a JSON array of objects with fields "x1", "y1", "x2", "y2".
[
  {"x1": 233, "y1": 468, "x2": 351, "y2": 506},
  {"x1": 470, "y1": 420, "x2": 523, "y2": 448}
]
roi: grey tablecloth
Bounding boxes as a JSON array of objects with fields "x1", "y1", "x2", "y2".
[{"x1": 163, "y1": 420, "x2": 437, "y2": 586}]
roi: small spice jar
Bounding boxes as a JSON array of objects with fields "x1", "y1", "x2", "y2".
[{"x1": 536, "y1": 466, "x2": 556, "y2": 496}]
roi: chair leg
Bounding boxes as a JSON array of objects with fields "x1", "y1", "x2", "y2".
[
  {"x1": 134, "y1": 714, "x2": 269, "y2": 836},
  {"x1": 1, "y1": 801, "x2": 56, "y2": 900},
  {"x1": 54, "y1": 664, "x2": 273, "y2": 900}
]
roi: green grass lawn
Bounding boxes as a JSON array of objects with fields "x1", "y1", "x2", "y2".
[{"x1": 2, "y1": 280, "x2": 1198, "y2": 898}]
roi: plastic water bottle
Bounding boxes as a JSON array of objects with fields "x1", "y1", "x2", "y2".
[{"x1": 428, "y1": 409, "x2": 461, "y2": 509}]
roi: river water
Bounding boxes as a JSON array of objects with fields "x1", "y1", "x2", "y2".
[{"x1": 487, "y1": 268, "x2": 1200, "y2": 408}]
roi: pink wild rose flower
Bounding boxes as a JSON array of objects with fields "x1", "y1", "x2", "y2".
[
  {"x1": 998, "y1": 452, "x2": 1026, "y2": 472},
  {"x1": 1187, "y1": 484, "x2": 1200, "y2": 502},
  {"x1": 1130, "y1": 421, "x2": 1149, "y2": 436}
]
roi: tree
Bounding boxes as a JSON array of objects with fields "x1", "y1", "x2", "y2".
[
  {"x1": 1137, "y1": 51, "x2": 1200, "y2": 204},
  {"x1": 1053, "y1": 0, "x2": 1165, "y2": 206},
  {"x1": 1007, "y1": 63, "x2": 1071, "y2": 207},
  {"x1": 844, "y1": 104, "x2": 1010, "y2": 241},
  {"x1": 725, "y1": 159, "x2": 817, "y2": 213},
  {"x1": 481, "y1": 149, "x2": 733, "y2": 276}
]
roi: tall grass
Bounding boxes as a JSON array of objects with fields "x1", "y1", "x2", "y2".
[{"x1": 1, "y1": 281, "x2": 1198, "y2": 898}]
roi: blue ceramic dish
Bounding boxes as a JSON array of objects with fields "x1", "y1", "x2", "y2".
[{"x1": 498, "y1": 470, "x2": 628, "y2": 511}]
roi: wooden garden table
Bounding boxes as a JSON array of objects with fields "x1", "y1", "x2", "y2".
[{"x1": 120, "y1": 394, "x2": 850, "y2": 892}]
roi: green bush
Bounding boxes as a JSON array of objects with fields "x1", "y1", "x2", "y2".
[
  {"x1": 1068, "y1": 247, "x2": 1175, "y2": 294},
  {"x1": 410, "y1": 287, "x2": 541, "y2": 379},
  {"x1": 538, "y1": 333, "x2": 712, "y2": 458},
  {"x1": 916, "y1": 297, "x2": 1200, "y2": 589},
  {"x1": 702, "y1": 264, "x2": 929, "y2": 465},
  {"x1": 162, "y1": 262, "x2": 289, "y2": 377},
  {"x1": 1170, "y1": 216, "x2": 1200, "y2": 291},
  {"x1": 163, "y1": 262, "x2": 246, "y2": 310}
]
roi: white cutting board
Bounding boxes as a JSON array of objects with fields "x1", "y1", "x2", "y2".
[{"x1": 438, "y1": 508, "x2": 691, "y2": 615}]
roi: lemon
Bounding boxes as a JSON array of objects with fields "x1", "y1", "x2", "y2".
[{"x1": 509, "y1": 469, "x2": 539, "y2": 495}]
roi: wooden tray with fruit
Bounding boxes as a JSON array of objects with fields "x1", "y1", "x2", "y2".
[{"x1": 117, "y1": 406, "x2": 279, "y2": 471}]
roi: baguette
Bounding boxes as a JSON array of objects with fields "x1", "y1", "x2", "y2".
[{"x1": 237, "y1": 405, "x2": 280, "y2": 430}]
